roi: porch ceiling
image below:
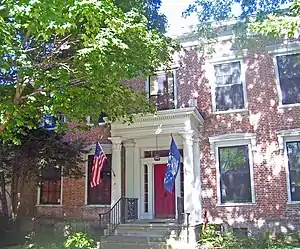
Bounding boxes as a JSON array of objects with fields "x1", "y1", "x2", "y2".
[{"x1": 111, "y1": 107, "x2": 204, "y2": 139}]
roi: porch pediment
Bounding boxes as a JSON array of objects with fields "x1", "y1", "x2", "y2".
[{"x1": 111, "y1": 107, "x2": 204, "y2": 139}]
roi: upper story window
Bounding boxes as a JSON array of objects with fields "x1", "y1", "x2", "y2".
[
  {"x1": 41, "y1": 114, "x2": 66, "y2": 130},
  {"x1": 148, "y1": 71, "x2": 176, "y2": 110},
  {"x1": 276, "y1": 53, "x2": 300, "y2": 105},
  {"x1": 213, "y1": 61, "x2": 245, "y2": 112}
]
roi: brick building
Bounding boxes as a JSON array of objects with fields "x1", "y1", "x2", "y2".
[{"x1": 34, "y1": 24, "x2": 300, "y2": 236}]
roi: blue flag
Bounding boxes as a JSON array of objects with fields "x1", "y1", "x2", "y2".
[{"x1": 164, "y1": 137, "x2": 181, "y2": 193}]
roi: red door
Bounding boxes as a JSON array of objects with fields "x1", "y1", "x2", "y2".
[{"x1": 154, "y1": 164, "x2": 175, "y2": 218}]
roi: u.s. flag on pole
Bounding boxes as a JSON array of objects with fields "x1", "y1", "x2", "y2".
[{"x1": 90, "y1": 142, "x2": 107, "y2": 188}]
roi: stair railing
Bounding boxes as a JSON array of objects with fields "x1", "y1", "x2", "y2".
[{"x1": 99, "y1": 197, "x2": 138, "y2": 236}]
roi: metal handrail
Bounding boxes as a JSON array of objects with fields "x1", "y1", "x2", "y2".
[{"x1": 99, "y1": 197, "x2": 138, "y2": 236}]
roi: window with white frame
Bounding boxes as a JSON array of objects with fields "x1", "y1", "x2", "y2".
[
  {"x1": 213, "y1": 61, "x2": 245, "y2": 112},
  {"x1": 210, "y1": 133, "x2": 256, "y2": 205},
  {"x1": 148, "y1": 71, "x2": 175, "y2": 110},
  {"x1": 286, "y1": 141, "x2": 300, "y2": 202},
  {"x1": 276, "y1": 53, "x2": 300, "y2": 105},
  {"x1": 218, "y1": 145, "x2": 252, "y2": 203}
]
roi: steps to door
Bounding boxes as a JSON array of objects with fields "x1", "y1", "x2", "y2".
[{"x1": 99, "y1": 220, "x2": 184, "y2": 249}]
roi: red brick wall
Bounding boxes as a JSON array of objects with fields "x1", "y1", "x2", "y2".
[
  {"x1": 35, "y1": 40, "x2": 300, "y2": 229},
  {"x1": 195, "y1": 48, "x2": 300, "y2": 228}
]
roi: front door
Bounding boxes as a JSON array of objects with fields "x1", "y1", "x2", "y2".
[{"x1": 154, "y1": 163, "x2": 175, "y2": 218}]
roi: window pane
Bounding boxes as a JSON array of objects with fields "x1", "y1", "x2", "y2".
[
  {"x1": 218, "y1": 145, "x2": 252, "y2": 203},
  {"x1": 87, "y1": 154, "x2": 112, "y2": 205},
  {"x1": 149, "y1": 71, "x2": 175, "y2": 110},
  {"x1": 277, "y1": 54, "x2": 300, "y2": 105},
  {"x1": 40, "y1": 179, "x2": 61, "y2": 204},
  {"x1": 215, "y1": 84, "x2": 244, "y2": 111},
  {"x1": 214, "y1": 62, "x2": 241, "y2": 86},
  {"x1": 286, "y1": 142, "x2": 300, "y2": 201},
  {"x1": 40, "y1": 166, "x2": 61, "y2": 205}
]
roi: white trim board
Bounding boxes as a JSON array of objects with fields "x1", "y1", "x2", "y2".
[{"x1": 209, "y1": 133, "x2": 256, "y2": 205}]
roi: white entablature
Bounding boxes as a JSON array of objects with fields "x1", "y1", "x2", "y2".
[{"x1": 110, "y1": 107, "x2": 204, "y2": 140}]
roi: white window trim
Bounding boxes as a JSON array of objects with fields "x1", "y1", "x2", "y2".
[
  {"x1": 84, "y1": 143, "x2": 112, "y2": 207},
  {"x1": 209, "y1": 133, "x2": 256, "y2": 206},
  {"x1": 36, "y1": 171, "x2": 63, "y2": 207},
  {"x1": 145, "y1": 69, "x2": 178, "y2": 109},
  {"x1": 207, "y1": 58, "x2": 248, "y2": 114},
  {"x1": 273, "y1": 48, "x2": 300, "y2": 110},
  {"x1": 277, "y1": 128, "x2": 300, "y2": 204}
]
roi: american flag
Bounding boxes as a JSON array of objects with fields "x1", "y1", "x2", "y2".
[{"x1": 90, "y1": 142, "x2": 107, "y2": 188}]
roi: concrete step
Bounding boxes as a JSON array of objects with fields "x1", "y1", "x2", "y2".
[
  {"x1": 103, "y1": 234, "x2": 169, "y2": 244},
  {"x1": 99, "y1": 241, "x2": 171, "y2": 249},
  {"x1": 115, "y1": 226, "x2": 182, "y2": 235},
  {"x1": 116, "y1": 223, "x2": 183, "y2": 232}
]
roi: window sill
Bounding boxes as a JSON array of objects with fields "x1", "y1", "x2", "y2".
[
  {"x1": 278, "y1": 103, "x2": 300, "y2": 110},
  {"x1": 217, "y1": 202, "x2": 256, "y2": 207},
  {"x1": 213, "y1": 109, "x2": 248, "y2": 115},
  {"x1": 287, "y1": 202, "x2": 300, "y2": 205},
  {"x1": 85, "y1": 204, "x2": 111, "y2": 207},
  {"x1": 36, "y1": 204, "x2": 63, "y2": 207}
]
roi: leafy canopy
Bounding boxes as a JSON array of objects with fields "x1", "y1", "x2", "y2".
[
  {"x1": 184, "y1": 0, "x2": 299, "y2": 48},
  {"x1": 0, "y1": 0, "x2": 175, "y2": 143}
]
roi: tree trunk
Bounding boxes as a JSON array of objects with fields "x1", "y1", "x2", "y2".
[{"x1": 0, "y1": 170, "x2": 9, "y2": 216}]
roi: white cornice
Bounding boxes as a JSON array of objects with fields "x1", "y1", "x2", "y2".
[{"x1": 111, "y1": 107, "x2": 204, "y2": 140}]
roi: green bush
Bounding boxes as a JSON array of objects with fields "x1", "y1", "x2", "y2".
[
  {"x1": 199, "y1": 225, "x2": 300, "y2": 249},
  {"x1": 64, "y1": 232, "x2": 95, "y2": 249}
]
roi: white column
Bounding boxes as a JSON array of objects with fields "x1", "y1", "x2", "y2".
[
  {"x1": 124, "y1": 141, "x2": 135, "y2": 198},
  {"x1": 193, "y1": 138, "x2": 202, "y2": 224},
  {"x1": 133, "y1": 140, "x2": 141, "y2": 218},
  {"x1": 180, "y1": 131, "x2": 195, "y2": 224},
  {"x1": 179, "y1": 131, "x2": 198, "y2": 246},
  {"x1": 108, "y1": 137, "x2": 123, "y2": 206}
]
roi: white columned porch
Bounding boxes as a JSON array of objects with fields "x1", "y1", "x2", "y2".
[
  {"x1": 108, "y1": 136, "x2": 123, "y2": 206},
  {"x1": 110, "y1": 107, "x2": 204, "y2": 223}
]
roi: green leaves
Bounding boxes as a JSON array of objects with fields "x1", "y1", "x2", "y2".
[{"x1": 0, "y1": 0, "x2": 174, "y2": 143}]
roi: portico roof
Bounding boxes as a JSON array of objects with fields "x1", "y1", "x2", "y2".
[{"x1": 110, "y1": 107, "x2": 204, "y2": 140}]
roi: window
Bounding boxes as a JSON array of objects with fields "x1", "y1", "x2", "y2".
[
  {"x1": 87, "y1": 154, "x2": 112, "y2": 205},
  {"x1": 286, "y1": 141, "x2": 300, "y2": 202},
  {"x1": 41, "y1": 114, "x2": 66, "y2": 130},
  {"x1": 218, "y1": 145, "x2": 252, "y2": 203},
  {"x1": 149, "y1": 71, "x2": 175, "y2": 110},
  {"x1": 40, "y1": 167, "x2": 61, "y2": 205},
  {"x1": 276, "y1": 54, "x2": 300, "y2": 105},
  {"x1": 144, "y1": 164, "x2": 149, "y2": 213},
  {"x1": 213, "y1": 61, "x2": 245, "y2": 112}
]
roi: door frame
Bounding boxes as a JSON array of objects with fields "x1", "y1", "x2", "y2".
[{"x1": 140, "y1": 157, "x2": 182, "y2": 220}]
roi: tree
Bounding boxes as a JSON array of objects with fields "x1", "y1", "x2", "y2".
[
  {"x1": 0, "y1": 0, "x2": 176, "y2": 143},
  {"x1": 249, "y1": 0, "x2": 300, "y2": 39},
  {"x1": 0, "y1": 128, "x2": 88, "y2": 218},
  {"x1": 183, "y1": 0, "x2": 296, "y2": 52}
]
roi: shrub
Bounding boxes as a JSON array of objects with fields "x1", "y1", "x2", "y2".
[
  {"x1": 64, "y1": 232, "x2": 95, "y2": 249},
  {"x1": 199, "y1": 225, "x2": 300, "y2": 249}
]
